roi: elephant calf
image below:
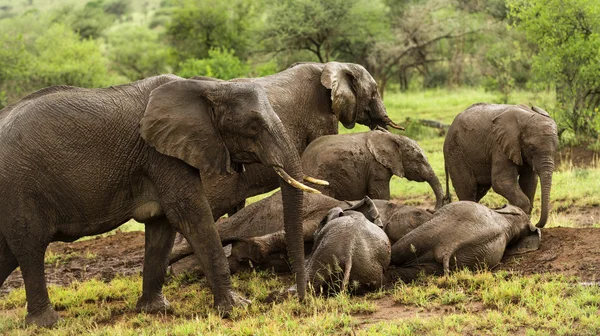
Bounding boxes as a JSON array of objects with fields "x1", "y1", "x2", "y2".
[
  {"x1": 305, "y1": 197, "x2": 391, "y2": 293},
  {"x1": 301, "y1": 129, "x2": 444, "y2": 209},
  {"x1": 169, "y1": 192, "x2": 433, "y2": 275},
  {"x1": 388, "y1": 201, "x2": 541, "y2": 283}
]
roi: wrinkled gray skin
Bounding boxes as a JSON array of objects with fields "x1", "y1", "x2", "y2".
[
  {"x1": 173, "y1": 62, "x2": 402, "y2": 272},
  {"x1": 302, "y1": 129, "x2": 444, "y2": 209},
  {"x1": 388, "y1": 201, "x2": 540, "y2": 283},
  {"x1": 169, "y1": 192, "x2": 432, "y2": 275},
  {"x1": 305, "y1": 198, "x2": 391, "y2": 293},
  {"x1": 0, "y1": 75, "x2": 311, "y2": 327},
  {"x1": 201, "y1": 62, "x2": 401, "y2": 218},
  {"x1": 443, "y1": 104, "x2": 558, "y2": 228}
]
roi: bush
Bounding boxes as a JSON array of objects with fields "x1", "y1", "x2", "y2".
[{"x1": 176, "y1": 48, "x2": 249, "y2": 80}]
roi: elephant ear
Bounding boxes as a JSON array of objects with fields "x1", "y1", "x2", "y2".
[
  {"x1": 321, "y1": 62, "x2": 359, "y2": 128},
  {"x1": 494, "y1": 204, "x2": 524, "y2": 216},
  {"x1": 492, "y1": 109, "x2": 523, "y2": 165},
  {"x1": 366, "y1": 130, "x2": 405, "y2": 177},
  {"x1": 140, "y1": 79, "x2": 233, "y2": 175},
  {"x1": 347, "y1": 196, "x2": 383, "y2": 228}
]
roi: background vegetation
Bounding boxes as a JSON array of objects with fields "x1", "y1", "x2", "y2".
[
  {"x1": 1, "y1": 0, "x2": 599, "y2": 144},
  {"x1": 2, "y1": 0, "x2": 600, "y2": 334}
]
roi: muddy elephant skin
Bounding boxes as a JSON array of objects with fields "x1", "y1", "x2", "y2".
[
  {"x1": 305, "y1": 198, "x2": 391, "y2": 293},
  {"x1": 443, "y1": 103, "x2": 558, "y2": 228},
  {"x1": 0, "y1": 75, "x2": 313, "y2": 326},
  {"x1": 301, "y1": 129, "x2": 444, "y2": 209},
  {"x1": 389, "y1": 201, "x2": 540, "y2": 282},
  {"x1": 169, "y1": 192, "x2": 433, "y2": 275}
]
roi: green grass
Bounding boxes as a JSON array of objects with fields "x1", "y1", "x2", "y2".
[{"x1": 2, "y1": 269, "x2": 600, "y2": 334}]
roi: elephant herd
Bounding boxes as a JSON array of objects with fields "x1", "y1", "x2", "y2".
[{"x1": 0, "y1": 62, "x2": 557, "y2": 327}]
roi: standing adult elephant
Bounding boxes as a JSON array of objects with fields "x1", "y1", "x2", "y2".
[
  {"x1": 301, "y1": 129, "x2": 444, "y2": 208},
  {"x1": 170, "y1": 62, "x2": 403, "y2": 265},
  {"x1": 443, "y1": 103, "x2": 558, "y2": 228},
  {"x1": 200, "y1": 62, "x2": 403, "y2": 218},
  {"x1": 0, "y1": 75, "x2": 318, "y2": 327}
]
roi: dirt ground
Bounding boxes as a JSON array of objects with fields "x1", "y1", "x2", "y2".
[{"x1": 2, "y1": 222, "x2": 600, "y2": 296}]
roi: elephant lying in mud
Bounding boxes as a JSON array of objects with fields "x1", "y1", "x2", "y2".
[
  {"x1": 301, "y1": 129, "x2": 444, "y2": 209},
  {"x1": 168, "y1": 192, "x2": 433, "y2": 275},
  {"x1": 387, "y1": 201, "x2": 541, "y2": 283},
  {"x1": 304, "y1": 197, "x2": 391, "y2": 293}
]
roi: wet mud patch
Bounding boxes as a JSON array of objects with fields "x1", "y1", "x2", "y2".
[
  {"x1": 1, "y1": 231, "x2": 145, "y2": 295},
  {"x1": 497, "y1": 227, "x2": 600, "y2": 281}
]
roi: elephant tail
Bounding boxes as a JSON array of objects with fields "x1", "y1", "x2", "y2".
[{"x1": 443, "y1": 163, "x2": 452, "y2": 205}]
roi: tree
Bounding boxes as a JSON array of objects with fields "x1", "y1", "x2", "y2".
[
  {"x1": 176, "y1": 48, "x2": 249, "y2": 79},
  {"x1": 166, "y1": 0, "x2": 258, "y2": 63},
  {"x1": 509, "y1": 0, "x2": 600, "y2": 136},
  {"x1": 105, "y1": 24, "x2": 172, "y2": 80},
  {"x1": 261, "y1": 0, "x2": 388, "y2": 63},
  {"x1": 366, "y1": 0, "x2": 481, "y2": 96}
]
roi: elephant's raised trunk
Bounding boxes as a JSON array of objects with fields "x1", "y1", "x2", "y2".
[{"x1": 536, "y1": 158, "x2": 554, "y2": 228}]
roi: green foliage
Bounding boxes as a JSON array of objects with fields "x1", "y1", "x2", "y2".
[
  {"x1": 105, "y1": 23, "x2": 172, "y2": 80},
  {"x1": 261, "y1": 0, "x2": 388, "y2": 63},
  {"x1": 509, "y1": 0, "x2": 600, "y2": 137},
  {"x1": 176, "y1": 47, "x2": 250, "y2": 80},
  {"x1": 166, "y1": 0, "x2": 258, "y2": 63}
]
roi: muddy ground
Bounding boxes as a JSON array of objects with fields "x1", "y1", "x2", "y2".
[{"x1": 2, "y1": 222, "x2": 600, "y2": 296}]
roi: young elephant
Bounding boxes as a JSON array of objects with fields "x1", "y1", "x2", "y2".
[
  {"x1": 305, "y1": 197, "x2": 391, "y2": 293},
  {"x1": 443, "y1": 103, "x2": 558, "y2": 228},
  {"x1": 389, "y1": 201, "x2": 541, "y2": 283},
  {"x1": 168, "y1": 192, "x2": 433, "y2": 274},
  {"x1": 301, "y1": 129, "x2": 444, "y2": 209}
]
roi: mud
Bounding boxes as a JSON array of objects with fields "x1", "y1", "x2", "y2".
[
  {"x1": 2, "y1": 224, "x2": 600, "y2": 295},
  {"x1": 1, "y1": 231, "x2": 145, "y2": 295}
]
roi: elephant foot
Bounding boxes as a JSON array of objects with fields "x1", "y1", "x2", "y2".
[
  {"x1": 230, "y1": 239, "x2": 269, "y2": 263},
  {"x1": 136, "y1": 294, "x2": 172, "y2": 314},
  {"x1": 214, "y1": 291, "x2": 251, "y2": 318},
  {"x1": 25, "y1": 306, "x2": 61, "y2": 328}
]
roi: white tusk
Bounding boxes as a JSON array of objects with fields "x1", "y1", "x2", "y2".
[
  {"x1": 274, "y1": 167, "x2": 321, "y2": 194},
  {"x1": 303, "y1": 175, "x2": 329, "y2": 186}
]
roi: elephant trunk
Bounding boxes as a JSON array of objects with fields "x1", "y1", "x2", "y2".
[
  {"x1": 536, "y1": 158, "x2": 554, "y2": 228},
  {"x1": 368, "y1": 96, "x2": 405, "y2": 130},
  {"x1": 427, "y1": 172, "x2": 445, "y2": 210},
  {"x1": 276, "y1": 150, "x2": 307, "y2": 300}
]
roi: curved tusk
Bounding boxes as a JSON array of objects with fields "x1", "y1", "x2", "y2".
[
  {"x1": 274, "y1": 167, "x2": 321, "y2": 194},
  {"x1": 387, "y1": 120, "x2": 406, "y2": 131},
  {"x1": 303, "y1": 175, "x2": 329, "y2": 186}
]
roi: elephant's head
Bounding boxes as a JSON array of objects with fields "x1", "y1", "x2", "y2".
[
  {"x1": 139, "y1": 79, "x2": 321, "y2": 299},
  {"x1": 319, "y1": 62, "x2": 403, "y2": 130},
  {"x1": 366, "y1": 130, "x2": 445, "y2": 209},
  {"x1": 492, "y1": 105, "x2": 558, "y2": 228},
  {"x1": 493, "y1": 204, "x2": 541, "y2": 254},
  {"x1": 381, "y1": 204, "x2": 433, "y2": 244}
]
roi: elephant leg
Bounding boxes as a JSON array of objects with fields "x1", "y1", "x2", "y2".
[
  {"x1": 227, "y1": 200, "x2": 246, "y2": 217},
  {"x1": 136, "y1": 217, "x2": 176, "y2": 314},
  {"x1": 5, "y1": 230, "x2": 58, "y2": 327},
  {"x1": 448, "y1": 161, "x2": 478, "y2": 201},
  {"x1": 0, "y1": 234, "x2": 18, "y2": 287},
  {"x1": 492, "y1": 161, "x2": 531, "y2": 214},
  {"x1": 149, "y1": 164, "x2": 247, "y2": 315},
  {"x1": 519, "y1": 168, "x2": 538, "y2": 213},
  {"x1": 367, "y1": 179, "x2": 391, "y2": 200},
  {"x1": 475, "y1": 184, "x2": 491, "y2": 202}
]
